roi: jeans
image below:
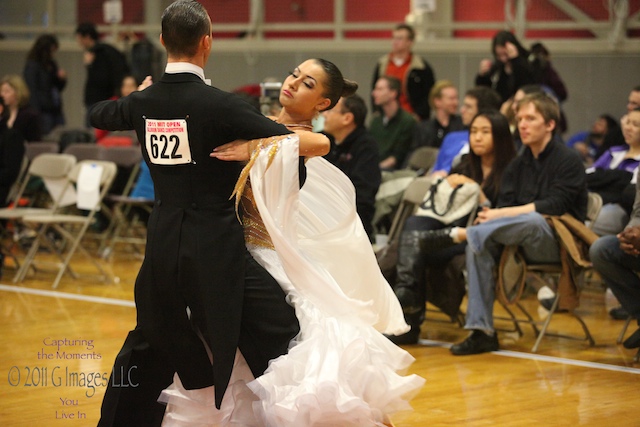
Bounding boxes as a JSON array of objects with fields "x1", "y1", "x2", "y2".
[
  {"x1": 464, "y1": 212, "x2": 560, "y2": 334},
  {"x1": 590, "y1": 235, "x2": 640, "y2": 325}
]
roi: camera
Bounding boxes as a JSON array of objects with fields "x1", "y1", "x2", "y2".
[{"x1": 259, "y1": 81, "x2": 282, "y2": 116}]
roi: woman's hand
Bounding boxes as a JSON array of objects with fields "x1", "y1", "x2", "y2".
[
  {"x1": 474, "y1": 206, "x2": 502, "y2": 224},
  {"x1": 138, "y1": 76, "x2": 153, "y2": 91},
  {"x1": 210, "y1": 139, "x2": 251, "y2": 162},
  {"x1": 446, "y1": 173, "x2": 475, "y2": 187},
  {"x1": 505, "y1": 41, "x2": 519, "y2": 59},
  {"x1": 478, "y1": 58, "x2": 492, "y2": 75}
]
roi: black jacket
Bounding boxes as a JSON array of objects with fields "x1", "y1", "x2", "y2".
[
  {"x1": 475, "y1": 55, "x2": 534, "y2": 103},
  {"x1": 498, "y1": 136, "x2": 587, "y2": 221},
  {"x1": 324, "y1": 126, "x2": 381, "y2": 239},
  {"x1": 90, "y1": 72, "x2": 295, "y2": 407},
  {"x1": 0, "y1": 127, "x2": 25, "y2": 206},
  {"x1": 84, "y1": 42, "x2": 129, "y2": 106}
]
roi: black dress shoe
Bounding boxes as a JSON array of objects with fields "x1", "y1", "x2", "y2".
[
  {"x1": 386, "y1": 325, "x2": 420, "y2": 345},
  {"x1": 419, "y1": 228, "x2": 455, "y2": 254},
  {"x1": 623, "y1": 327, "x2": 640, "y2": 349},
  {"x1": 610, "y1": 306, "x2": 630, "y2": 320},
  {"x1": 450, "y1": 330, "x2": 499, "y2": 355}
]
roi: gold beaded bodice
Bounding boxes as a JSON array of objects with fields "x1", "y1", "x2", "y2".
[{"x1": 240, "y1": 182, "x2": 275, "y2": 250}]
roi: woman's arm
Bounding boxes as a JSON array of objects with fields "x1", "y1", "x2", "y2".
[{"x1": 211, "y1": 131, "x2": 329, "y2": 162}]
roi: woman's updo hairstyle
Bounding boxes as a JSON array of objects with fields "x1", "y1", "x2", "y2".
[{"x1": 313, "y1": 58, "x2": 358, "y2": 111}]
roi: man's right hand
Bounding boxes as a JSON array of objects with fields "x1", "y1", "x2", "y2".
[{"x1": 618, "y1": 226, "x2": 640, "y2": 256}]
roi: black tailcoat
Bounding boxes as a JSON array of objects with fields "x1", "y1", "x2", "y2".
[{"x1": 91, "y1": 72, "x2": 298, "y2": 419}]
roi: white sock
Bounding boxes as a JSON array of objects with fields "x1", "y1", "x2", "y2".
[{"x1": 449, "y1": 227, "x2": 461, "y2": 243}]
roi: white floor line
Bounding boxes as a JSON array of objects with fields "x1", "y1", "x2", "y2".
[
  {"x1": 4, "y1": 284, "x2": 639, "y2": 374},
  {"x1": 418, "y1": 338, "x2": 640, "y2": 375},
  {"x1": 0, "y1": 283, "x2": 135, "y2": 308}
]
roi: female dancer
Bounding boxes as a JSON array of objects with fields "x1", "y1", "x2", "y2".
[{"x1": 160, "y1": 58, "x2": 424, "y2": 426}]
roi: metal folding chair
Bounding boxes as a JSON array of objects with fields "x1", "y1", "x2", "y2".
[
  {"x1": 496, "y1": 193, "x2": 603, "y2": 352},
  {"x1": 97, "y1": 146, "x2": 147, "y2": 256},
  {"x1": 15, "y1": 160, "x2": 118, "y2": 288},
  {"x1": 24, "y1": 141, "x2": 59, "y2": 161}
]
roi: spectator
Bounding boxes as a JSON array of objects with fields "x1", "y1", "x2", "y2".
[
  {"x1": 421, "y1": 92, "x2": 587, "y2": 355},
  {"x1": 370, "y1": 75, "x2": 417, "y2": 170},
  {"x1": 372, "y1": 23, "x2": 435, "y2": 121},
  {"x1": 590, "y1": 176, "x2": 640, "y2": 351},
  {"x1": 501, "y1": 84, "x2": 546, "y2": 149},
  {"x1": 475, "y1": 30, "x2": 535, "y2": 104},
  {"x1": 600, "y1": 85, "x2": 640, "y2": 156},
  {"x1": 0, "y1": 75, "x2": 42, "y2": 142},
  {"x1": 566, "y1": 114, "x2": 618, "y2": 165},
  {"x1": 529, "y1": 42, "x2": 568, "y2": 104},
  {"x1": 412, "y1": 80, "x2": 464, "y2": 151},
  {"x1": 0, "y1": 96, "x2": 26, "y2": 206},
  {"x1": 323, "y1": 94, "x2": 381, "y2": 240},
  {"x1": 75, "y1": 22, "x2": 129, "y2": 127},
  {"x1": 529, "y1": 42, "x2": 569, "y2": 133},
  {"x1": 95, "y1": 75, "x2": 140, "y2": 143},
  {"x1": 587, "y1": 107, "x2": 640, "y2": 236},
  {"x1": 389, "y1": 111, "x2": 516, "y2": 345},
  {"x1": 431, "y1": 86, "x2": 503, "y2": 175},
  {"x1": 23, "y1": 33, "x2": 67, "y2": 136}
]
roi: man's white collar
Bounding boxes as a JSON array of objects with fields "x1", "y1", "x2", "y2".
[{"x1": 165, "y1": 62, "x2": 211, "y2": 85}]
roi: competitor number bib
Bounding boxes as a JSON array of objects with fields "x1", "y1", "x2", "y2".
[{"x1": 145, "y1": 118, "x2": 192, "y2": 165}]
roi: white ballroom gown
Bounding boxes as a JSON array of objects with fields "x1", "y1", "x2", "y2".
[{"x1": 160, "y1": 135, "x2": 425, "y2": 427}]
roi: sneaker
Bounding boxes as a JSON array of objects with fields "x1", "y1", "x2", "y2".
[
  {"x1": 419, "y1": 228, "x2": 455, "y2": 254},
  {"x1": 537, "y1": 285, "x2": 567, "y2": 313},
  {"x1": 450, "y1": 330, "x2": 499, "y2": 355},
  {"x1": 386, "y1": 325, "x2": 420, "y2": 345},
  {"x1": 609, "y1": 306, "x2": 630, "y2": 320}
]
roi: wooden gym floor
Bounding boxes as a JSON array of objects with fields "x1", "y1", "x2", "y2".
[{"x1": 1, "y1": 249, "x2": 639, "y2": 426}]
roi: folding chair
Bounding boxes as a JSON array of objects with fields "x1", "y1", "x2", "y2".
[
  {"x1": 406, "y1": 147, "x2": 439, "y2": 174},
  {"x1": 14, "y1": 160, "x2": 117, "y2": 288},
  {"x1": 496, "y1": 193, "x2": 603, "y2": 352},
  {"x1": 0, "y1": 153, "x2": 77, "y2": 274},
  {"x1": 5, "y1": 154, "x2": 29, "y2": 206},
  {"x1": 24, "y1": 141, "x2": 59, "y2": 161},
  {"x1": 62, "y1": 142, "x2": 105, "y2": 162},
  {"x1": 97, "y1": 146, "x2": 147, "y2": 256},
  {"x1": 617, "y1": 317, "x2": 640, "y2": 363}
]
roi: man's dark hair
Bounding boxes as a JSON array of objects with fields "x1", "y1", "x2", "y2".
[
  {"x1": 394, "y1": 24, "x2": 415, "y2": 41},
  {"x1": 466, "y1": 86, "x2": 502, "y2": 112},
  {"x1": 379, "y1": 75, "x2": 402, "y2": 100},
  {"x1": 341, "y1": 94, "x2": 367, "y2": 128},
  {"x1": 633, "y1": 85, "x2": 640, "y2": 92},
  {"x1": 75, "y1": 22, "x2": 98, "y2": 41},
  {"x1": 161, "y1": 0, "x2": 211, "y2": 58}
]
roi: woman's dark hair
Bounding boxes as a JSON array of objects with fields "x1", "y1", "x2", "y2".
[
  {"x1": 161, "y1": 0, "x2": 211, "y2": 58},
  {"x1": 312, "y1": 58, "x2": 358, "y2": 111},
  {"x1": 600, "y1": 113, "x2": 618, "y2": 134},
  {"x1": 26, "y1": 34, "x2": 59, "y2": 69},
  {"x1": 468, "y1": 110, "x2": 516, "y2": 198},
  {"x1": 491, "y1": 30, "x2": 529, "y2": 61}
]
